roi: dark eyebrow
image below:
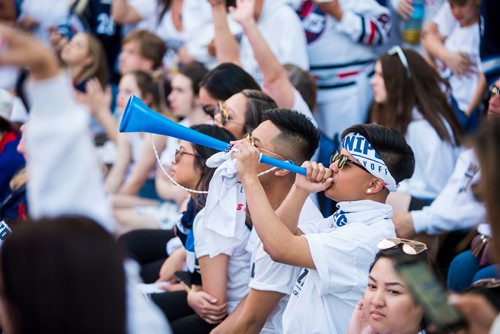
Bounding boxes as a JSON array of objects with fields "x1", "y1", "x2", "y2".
[
  {"x1": 369, "y1": 275, "x2": 405, "y2": 288},
  {"x1": 369, "y1": 275, "x2": 377, "y2": 283}
]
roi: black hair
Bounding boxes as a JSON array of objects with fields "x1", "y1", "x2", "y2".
[
  {"x1": 341, "y1": 124, "x2": 415, "y2": 184},
  {"x1": 283, "y1": 63, "x2": 317, "y2": 111},
  {"x1": 200, "y1": 63, "x2": 261, "y2": 101},
  {"x1": 263, "y1": 109, "x2": 319, "y2": 164},
  {"x1": 190, "y1": 124, "x2": 235, "y2": 200},
  {"x1": 178, "y1": 62, "x2": 209, "y2": 97},
  {"x1": 0, "y1": 216, "x2": 126, "y2": 334},
  {"x1": 240, "y1": 89, "x2": 277, "y2": 135}
]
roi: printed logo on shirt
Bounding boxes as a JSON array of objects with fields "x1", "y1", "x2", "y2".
[
  {"x1": 297, "y1": 1, "x2": 326, "y2": 43},
  {"x1": 459, "y1": 163, "x2": 480, "y2": 193},
  {"x1": 236, "y1": 203, "x2": 246, "y2": 212},
  {"x1": 292, "y1": 268, "x2": 310, "y2": 296},
  {"x1": 333, "y1": 210, "x2": 348, "y2": 227},
  {"x1": 251, "y1": 262, "x2": 255, "y2": 279}
]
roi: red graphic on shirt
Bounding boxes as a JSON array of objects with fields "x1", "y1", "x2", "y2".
[{"x1": 236, "y1": 203, "x2": 246, "y2": 212}]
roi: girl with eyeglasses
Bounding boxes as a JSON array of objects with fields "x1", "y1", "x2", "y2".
[
  {"x1": 349, "y1": 238, "x2": 430, "y2": 334},
  {"x1": 371, "y1": 47, "x2": 464, "y2": 211}
]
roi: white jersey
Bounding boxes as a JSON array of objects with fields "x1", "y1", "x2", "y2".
[
  {"x1": 411, "y1": 148, "x2": 486, "y2": 234},
  {"x1": 295, "y1": 0, "x2": 390, "y2": 142},
  {"x1": 240, "y1": 0, "x2": 309, "y2": 84},
  {"x1": 434, "y1": 2, "x2": 481, "y2": 112},
  {"x1": 155, "y1": 10, "x2": 186, "y2": 71},
  {"x1": 398, "y1": 108, "x2": 462, "y2": 199},
  {"x1": 122, "y1": 0, "x2": 158, "y2": 34},
  {"x1": 246, "y1": 197, "x2": 323, "y2": 334},
  {"x1": 282, "y1": 200, "x2": 396, "y2": 334}
]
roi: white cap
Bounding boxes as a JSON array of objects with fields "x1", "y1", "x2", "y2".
[{"x1": 0, "y1": 89, "x2": 14, "y2": 121}]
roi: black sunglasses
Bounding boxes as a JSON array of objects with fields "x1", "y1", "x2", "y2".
[{"x1": 329, "y1": 150, "x2": 369, "y2": 172}]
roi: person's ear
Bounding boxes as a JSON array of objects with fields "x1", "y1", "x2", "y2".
[
  {"x1": 274, "y1": 168, "x2": 290, "y2": 177},
  {"x1": 366, "y1": 178, "x2": 385, "y2": 194}
]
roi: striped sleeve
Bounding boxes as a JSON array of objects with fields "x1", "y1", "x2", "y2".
[{"x1": 337, "y1": 8, "x2": 391, "y2": 47}]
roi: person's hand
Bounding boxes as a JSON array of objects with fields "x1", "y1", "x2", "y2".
[
  {"x1": 161, "y1": 282, "x2": 187, "y2": 292},
  {"x1": 348, "y1": 300, "x2": 376, "y2": 334},
  {"x1": 312, "y1": 0, "x2": 344, "y2": 21},
  {"x1": 231, "y1": 139, "x2": 261, "y2": 184},
  {"x1": 0, "y1": 24, "x2": 60, "y2": 80},
  {"x1": 392, "y1": 212, "x2": 416, "y2": 239},
  {"x1": 449, "y1": 293, "x2": 498, "y2": 334},
  {"x1": 157, "y1": 248, "x2": 186, "y2": 283},
  {"x1": 76, "y1": 78, "x2": 112, "y2": 117},
  {"x1": 294, "y1": 161, "x2": 333, "y2": 194},
  {"x1": 187, "y1": 288, "x2": 228, "y2": 324},
  {"x1": 396, "y1": 0, "x2": 414, "y2": 21},
  {"x1": 229, "y1": 0, "x2": 256, "y2": 27},
  {"x1": 18, "y1": 15, "x2": 40, "y2": 31},
  {"x1": 443, "y1": 50, "x2": 476, "y2": 78}
]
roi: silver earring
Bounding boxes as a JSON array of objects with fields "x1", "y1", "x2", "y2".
[{"x1": 367, "y1": 189, "x2": 372, "y2": 194}]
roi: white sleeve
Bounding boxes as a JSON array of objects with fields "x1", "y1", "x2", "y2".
[
  {"x1": 303, "y1": 230, "x2": 358, "y2": 295},
  {"x1": 273, "y1": 8, "x2": 309, "y2": 70},
  {"x1": 127, "y1": 0, "x2": 157, "y2": 19},
  {"x1": 249, "y1": 246, "x2": 299, "y2": 295},
  {"x1": 432, "y1": 2, "x2": 456, "y2": 37},
  {"x1": 26, "y1": 73, "x2": 116, "y2": 232},
  {"x1": 411, "y1": 149, "x2": 486, "y2": 234}
]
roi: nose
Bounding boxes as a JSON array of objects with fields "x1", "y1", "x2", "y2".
[
  {"x1": 370, "y1": 288, "x2": 385, "y2": 308},
  {"x1": 214, "y1": 113, "x2": 223, "y2": 127}
]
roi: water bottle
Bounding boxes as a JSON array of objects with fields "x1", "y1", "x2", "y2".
[{"x1": 402, "y1": 0, "x2": 425, "y2": 44}]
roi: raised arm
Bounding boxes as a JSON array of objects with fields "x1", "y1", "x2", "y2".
[
  {"x1": 229, "y1": 0, "x2": 294, "y2": 108},
  {"x1": 232, "y1": 139, "x2": 332, "y2": 268},
  {"x1": 111, "y1": 0, "x2": 143, "y2": 24},
  {"x1": 208, "y1": 0, "x2": 241, "y2": 65},
  {"x1": 316, "y1": 0, "x2": 390, "y2": 47}
]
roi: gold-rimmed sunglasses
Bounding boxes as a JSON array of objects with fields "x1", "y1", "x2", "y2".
[
  {"x1": 377, "y1": 238, "x2": 428, "y2": 255},
  {"x1": 329, "y1": 150, "x2": 369, "y2": 172},
  {"x1": 489, "y1": 84, "x2": 499, "y2": 100},
  {"x1": 214, "y1": 102, "x2": 245, "y2": 126}
]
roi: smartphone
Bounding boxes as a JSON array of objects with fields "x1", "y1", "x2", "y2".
[{"x1": 395, "y1": 260, "x2": 466, "y2": 332}]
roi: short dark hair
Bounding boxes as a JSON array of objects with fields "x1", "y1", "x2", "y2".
[
  {"x1": 122, "y1": 30, "x2": 166, "y2": 70},
  {"x1": 0, "y1": 216, "x2": 126, "y2": 334},
  {"x1": 178, "y1": 62, "x2": 209, "y2": 97},
  {"x1": 341, "y1": 124, "x2": 415, "y2": 184},
  {"x1": 200, "y1": 63, "x2": 261, "y2": 101},
  {"x1": 263, "y1": 109, "x2": 319, "y2": 164}
]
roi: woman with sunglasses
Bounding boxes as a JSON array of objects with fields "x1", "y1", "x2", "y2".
[
  {"x1": 349, "y1": 238, "x2": 429, "y2": 334},
  {"x1": 213, "y1": 89, "x2": 277, "y2": 140},
  {"x1": 371, "y1": 46, "x2": 464, "y2": 210}
]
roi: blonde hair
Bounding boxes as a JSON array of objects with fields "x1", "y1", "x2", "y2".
[{"x1": 75, "y1": 33, "x2": 109, "y2": 87}]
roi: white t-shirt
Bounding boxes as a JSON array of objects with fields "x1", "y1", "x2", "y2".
[
  {"x1": 121, "y1": 0, "x2": 158, "y2": 35},
  {"x1": 434, "y1": 2, "x2": 481, "y2": 112},
  {"x1": 282, "y1": 200, "x2": 396, "y2": 334},
  {"x1": 194, "y1": 207, "x2": 251, "y2": 313},
  {"x1": 155, "y1": 10, "x2": 185, "y2": 71},
  {"x1": 246, "y1": 197, "x2": 323, "y2": 334},
  {"x1": 398, "y1": 108, "x2": 462, "y2": 199},
  {"x1": 240, "y1": 0, "x2": 309, "y2": 84}
]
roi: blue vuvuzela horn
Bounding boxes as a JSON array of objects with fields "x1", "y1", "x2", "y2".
[{"x1": 119, "y1": 96, "x2": 307, "y2": 175}]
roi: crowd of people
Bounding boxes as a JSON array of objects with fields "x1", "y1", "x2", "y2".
[{"x1": 0, "y1": 0, "x2": 500, "y2": 333}]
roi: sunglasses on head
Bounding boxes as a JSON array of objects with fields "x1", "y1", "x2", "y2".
[
  {"x1": 329, "y1": 150, "x2": 368, "y2": 172},
  {"x1": 174, "y1": 148, "x2": 202, "y2": 163},
  {"x1": 377, "y1": 238, "x2": 428, "y2": 255},
  {"x1": 387, "y1": 46, "x2": 411, "y2": 78}
]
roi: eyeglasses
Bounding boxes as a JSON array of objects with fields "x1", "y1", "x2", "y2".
[
  {"x1": 245, "y1": 133, "x2": 287, "y2": 160},
  {"x1": 377, "y1": 238, "x2": 428, "y2": 255},
  {"x1": 214, "y1": 102, "x2": 245, "y2": 126},
  {"x1": 329, "y1": 150, "x2": 369, "y2": 172},
  {"x1": 174, "y1": 148, "x2": 202, "y2": 163},
  {"x1": 387, "y1": 46, "x2": 411, "y2": 78},
  {"x1": 489, "y1": 85, "x2": 499, "y2": 100}
]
